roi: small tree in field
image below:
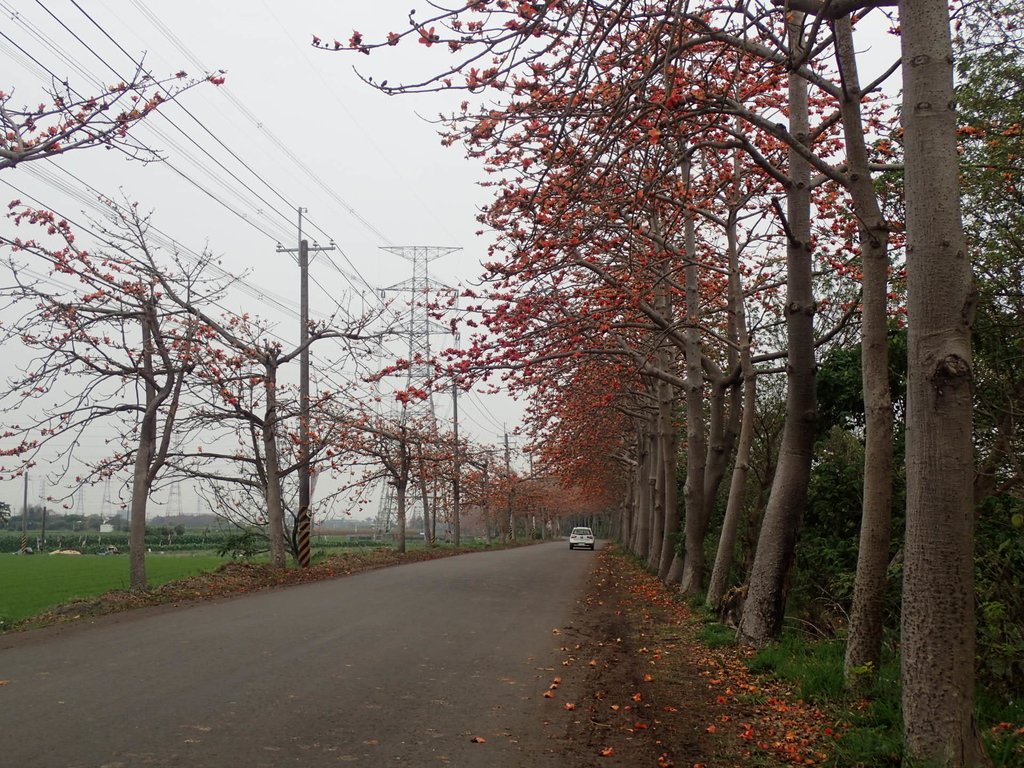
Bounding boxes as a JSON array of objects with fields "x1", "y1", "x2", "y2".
[
  {"x1": 0, "y1": 201, "x2": 227, "y2": 589},
  {"x1": 330, "y1": 402, "x2": 442, "y2": 554},
  {"x1": 168, "y1": 307, "x2": 384, "y2": 568}
]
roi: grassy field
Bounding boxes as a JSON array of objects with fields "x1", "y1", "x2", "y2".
[{"x1": 0, "y1": 553, "x2": 229, "y2": 626}]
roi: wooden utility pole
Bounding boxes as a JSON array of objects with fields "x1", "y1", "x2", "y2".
[{"x1": 276, "y1": 207, "x2": 335, "y2": 567}]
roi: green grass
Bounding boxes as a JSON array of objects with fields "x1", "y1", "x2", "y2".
[
  {"x1": 744, "y1": 631, "x2": 1024, "y2": 767},
  {"x1": 0, "y1": 553, "x2": 229, "y2": 628},
  {"x1": 748, "y1": 633, "x2": 853, "y2": 703},
  {"x1": 696, "y1": 619, "x2": 737, "y2": 648},
  {"x1": 748, "y1": 632, "x2": 905, "y2": 766}
]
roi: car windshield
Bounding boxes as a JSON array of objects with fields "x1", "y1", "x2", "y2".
[{"x1": 572, "y1": 528, "x2": 593, "y2": 535}]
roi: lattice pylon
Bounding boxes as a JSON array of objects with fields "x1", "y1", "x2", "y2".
[{"x1": 377, "y1": 246, "x2": 460, "y2": 531}]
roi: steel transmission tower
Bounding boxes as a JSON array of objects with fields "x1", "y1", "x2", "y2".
[{"x1": 375, "y1": 246, "x2": 460, "y2": 537}]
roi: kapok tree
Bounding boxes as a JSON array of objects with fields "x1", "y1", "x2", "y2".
[
  {"x1": 327, "y1": 1, "x2": 800, "y2": 604},
  {"x1": 898, "y1": 0, "x2": 987, "y2": 762},
  {"x1": 328, "y1": 395, "x2": 443, "y2": 554},
  {"x1": 0, "y1": 201, "x2": 223, "y2": 589},
  {"x1": 165, "y1": 298, "x2": 384, "y2": 568},
  {"x1": 524, "y1": 355, "x2": 640, "y2": 533},
  {"x1": 328, "y1": 0, "x2": 871, "y2": 635},
  {"x1": 1, "y1": 66, "x2": 221, "y2": 169}
]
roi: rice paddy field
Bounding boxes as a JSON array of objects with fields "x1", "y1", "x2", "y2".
[{"x1": 0, "y1": 553, "x2": 229, "y2": 626}]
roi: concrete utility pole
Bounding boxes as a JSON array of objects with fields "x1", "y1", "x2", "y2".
[
  {"x1": 276, "y1": 207, "x2": 336, "y2": 568},
  {"x1": 504, "y1": 431, "x2": 514, "y2": 542},
  {"x1": 20, "y1": 471, "x2": 28, "y2": 553},
  {"x1": 452, "y1": 373, "x2": 461, "y2": 546}
]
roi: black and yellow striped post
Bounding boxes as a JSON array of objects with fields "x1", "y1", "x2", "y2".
[{"x1": 296, "y1": 508, "x2": 311, "y2": 568}]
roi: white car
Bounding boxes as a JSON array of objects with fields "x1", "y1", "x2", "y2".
[{"x1": 568, "y1": 527, "x2": 595, "y2": 550}]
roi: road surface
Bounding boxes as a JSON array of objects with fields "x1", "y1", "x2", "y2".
[{"x1": 0, "y1": 541, "x2": 599, "y2": 767}]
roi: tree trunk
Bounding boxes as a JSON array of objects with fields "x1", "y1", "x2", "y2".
[
  {"x1": 648, "y1": 420, "x2": 666, "y2": 571},
  {"x1": 833, "y1": 15, "x2": 895, "y2": 688},
  {"x1": 417, "y1": 444, "x2": 432, "y2": 545},
  {"x1": 680, "y1": 204, "x2": 708, "y2": 595},
  {"x1": 128, "y1": 312, "x2": 157, "y2": 591},
  {"x1": 657, "y1": 377, "x2": 681, "y2": 581},
  {"x1": 702, "y1": 376, "x2": 740, "y2": 546},
  {"x1": 707, "y1": 218, "x2": 755, "y2": 607},
  {"x1": 707, "y1": 361, "x2": 756, "y2": 608},
  {"x1": 262, "y1": 365, "x2": 287, "y2": 569},
  {"x1": 737, "y1": 18, "x2": 816, "y2": 644},
  {"x1": 128, "y1": 403, "x2": 155, "y2": 590},
  {"x1": 632, "y1": 430, "x2": 652, "y2": 557},
  {"x1": 619, "y1": 475, "x2": 634, "y2": 545},
  {"x1": 898, "y1": 0, "x2": 987, "y2": 763},
  {"x1": 395, "y1": 481, "x2": 407, "y2": 554}
]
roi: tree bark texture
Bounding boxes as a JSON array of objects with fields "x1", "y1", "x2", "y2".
[
  {"x1": 898, "y1": 0, "x2": 987, "y2": 763},
  {"x1": 702, "y1": 377, "x2": 740, "y2": 547},
  {"x1": 707, "y1": 361, "x2": 756, "y2": 608},
  {"x1": 646, "y1": 428, "x2": 663, "y2": 567},
  {"x1": 657, "y1": 377, "x2": 680, "y2": 580},
  {"x1": 417, "y1": 444, "x2": 432, "y2": 544},
  {"x1": 632, "y1": 431, "x2": 652, "y2": 557},
  {"x1": 737, "y1": 19, "x2": 817, "y2": 644},
  {"x1": 707, "y1": 217, "x2": 756, "y2": 608},
  {"x1": 833, "y1": 15, "x2": 895, "y2": 687},
  {"x1": 129, "y1": 309, "x2": 158, "y2": 591},
  {"x1": 396, "y1": 481, "x2": 408, "y2": 554},
  {"x1": 656, "y1": 266, "x2": 682, "y2": 581},
  {"x1": 680, "y1": 209, "x2": 708, "y2": 596},
  {"x1": 619, "y1": 476, "x2": 634, "y2": 545},
  {"x1": 262, "y1": 365, "x2": 287, "y2": 569},
  {"x1": 128, "y1": 395, "x2": 156, "y2": 590},
  {"x1": 648, "y1": 418, "x2": 667, "y2": 571}
]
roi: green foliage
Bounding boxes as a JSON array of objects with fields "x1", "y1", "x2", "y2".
[
  {"x1": 975, "y1": 494, "x2": 1024, "y2": 699},
  {"x1": 787, "y1": 331, "x2": 909, "y2": 637},
  {"x1": 790, "y1": 428, "x2": 867, "y2": 629},
  {"x1": 815, "y1": 328, "x2": 908, "y2": 435},
  {"x1": 749, "y1": 634, "x2": 850, "y2": 703},
  {"x1": 214, "y1": 529, "x2": 267, "y2": 559},
  {"x1": 956, "y1": 9, "x2": 1024, "y2": 704},
  {"x1": 744, "y1": 637, "x2": 893, "y2": 767}
]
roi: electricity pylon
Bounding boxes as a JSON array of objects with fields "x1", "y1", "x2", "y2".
[{"x1": 375, "y1": 246, "x2": 460, "y2": 536}]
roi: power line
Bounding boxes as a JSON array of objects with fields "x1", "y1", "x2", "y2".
[
  {"x1": 34, "y1": 0, "x2": 298, "y2": 245},
  {"x1": 3, "y1": 6, "x2": 510, "y2": 440},
  {"x1": 4, "y1": 170, "x2": 312, "y2": 326},
  {"x1": 121, "y1": 0, "x2": 389, "y2": 303},
  {"x1": 7, "y1": 1, "x2": 390, "y2": 315},
  {"x1": 131, "y1": 0, "x2": 396, "y2": 248},
  {"x1": 54, "y1": 0, "x2": 387, "y2": 306},
  {"x1": 0, "y1": 175, "x2": 384, "y2": 397},
  {"x1": 1, "y1": 11, "x2": 292, "y2": 245}
]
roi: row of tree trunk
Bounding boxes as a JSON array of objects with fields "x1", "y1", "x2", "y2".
[{"x1": 613, "y1": 4, "x2": 985, "y2": 764}]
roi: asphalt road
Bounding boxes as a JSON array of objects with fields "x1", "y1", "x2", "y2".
[{"x1": 1, "y1": 541, "x2": 598, "y2": 767}]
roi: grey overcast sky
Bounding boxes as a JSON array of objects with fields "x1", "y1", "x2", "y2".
[{"x1": 0, "y1": 0, "x2": 526, "y2": 516}]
